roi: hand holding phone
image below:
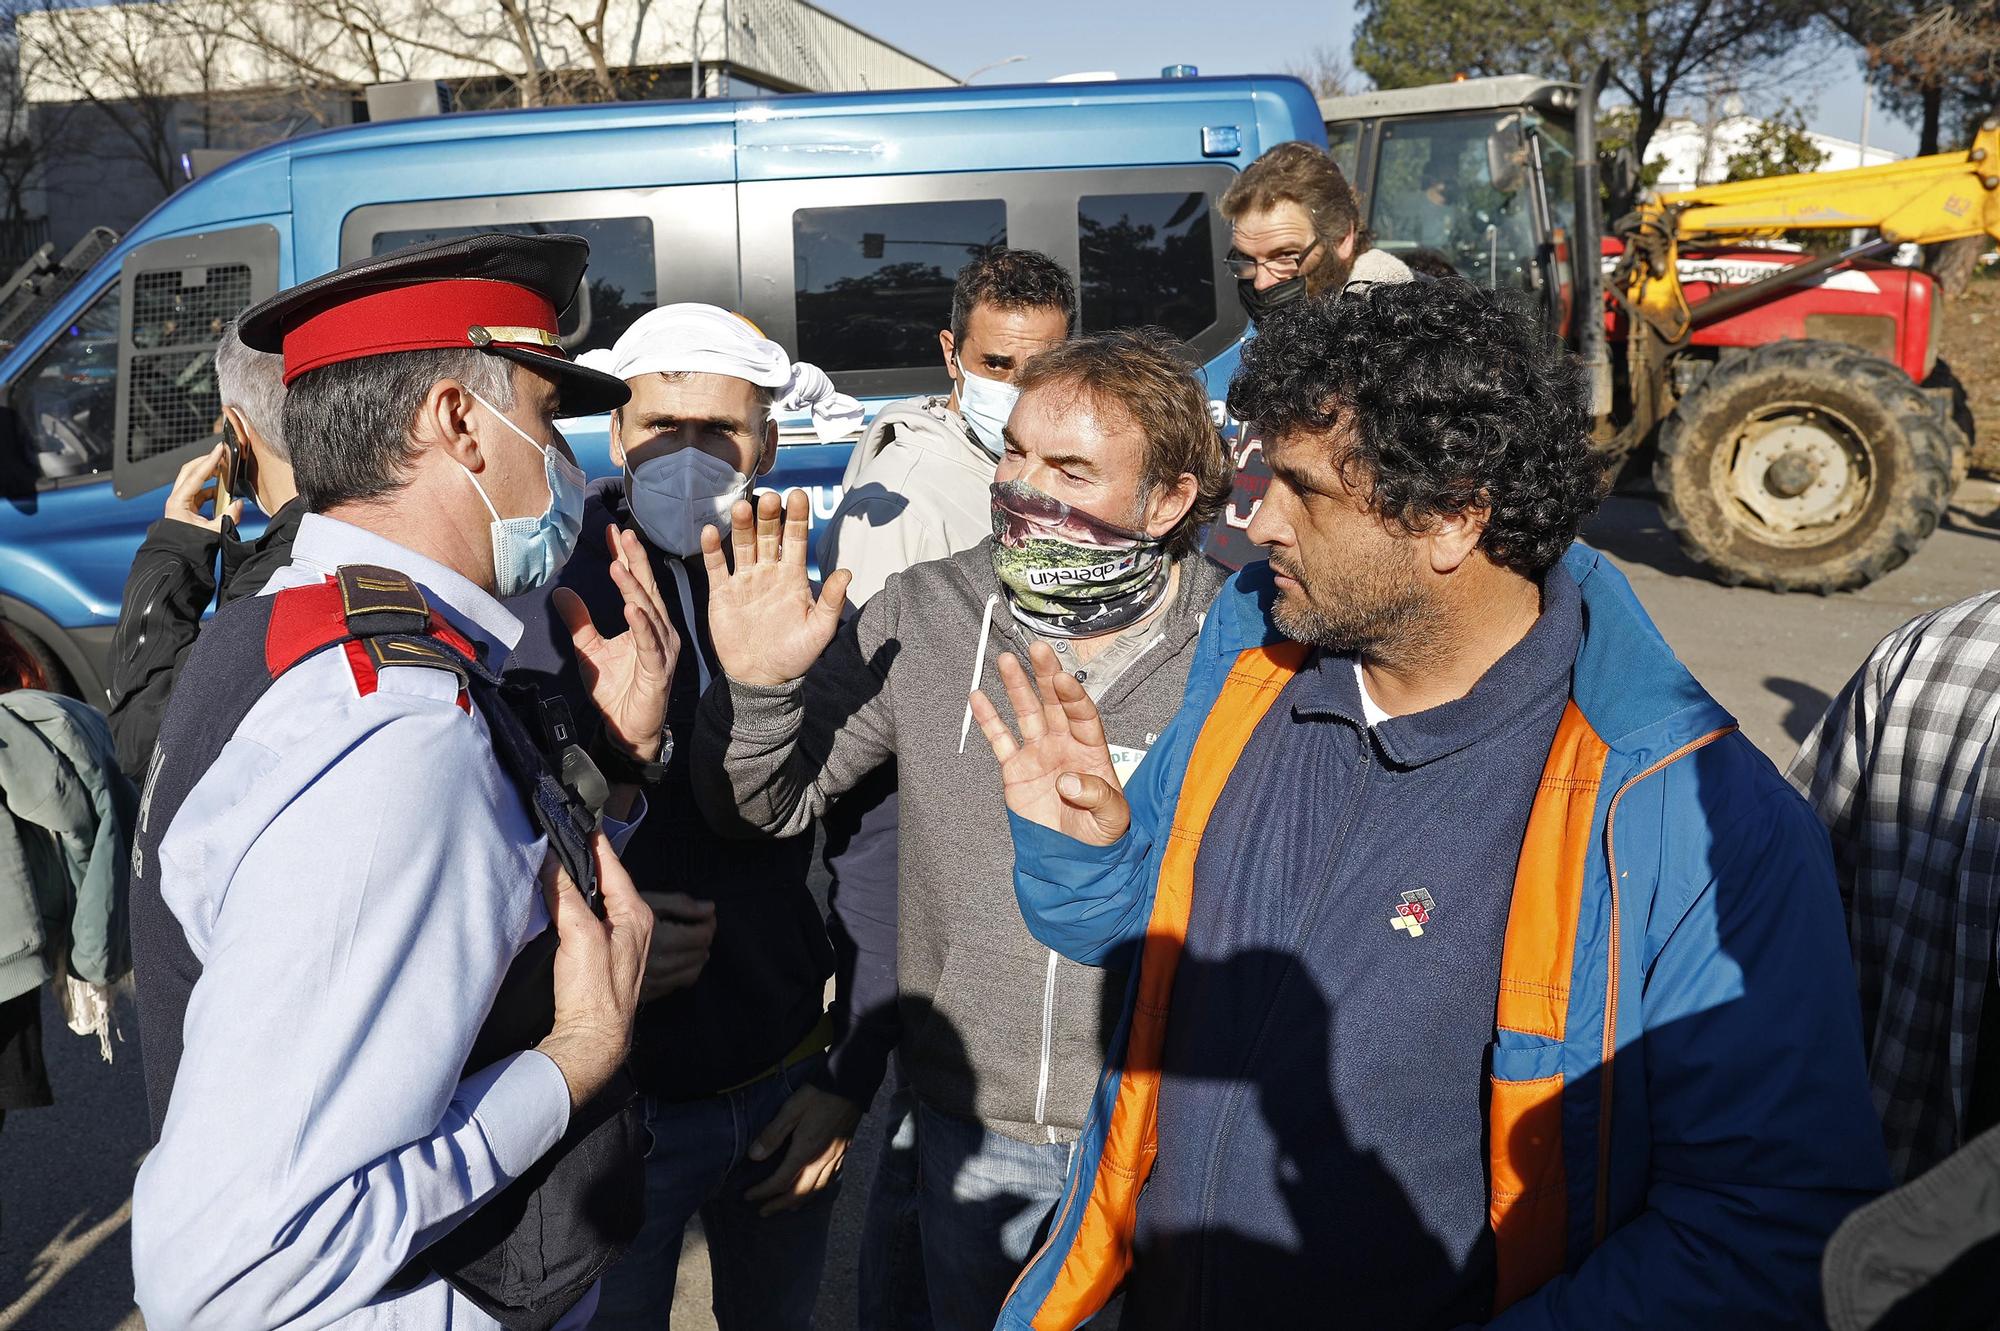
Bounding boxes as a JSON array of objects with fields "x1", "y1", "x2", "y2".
[{"x1": 163, "y1": 442, "x2": 243, "y2": 532}]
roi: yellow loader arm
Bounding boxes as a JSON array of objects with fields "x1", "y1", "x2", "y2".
[{"x1": 1623, "y1": 119, "x2": 2000, "y2": 341}]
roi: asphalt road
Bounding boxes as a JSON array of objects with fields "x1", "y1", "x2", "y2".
[{"x1": 6, "y1": 478, "x2": 1999, "y2": 1330}]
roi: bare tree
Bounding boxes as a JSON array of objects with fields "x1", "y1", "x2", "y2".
[
  {"x1": 1869, "y1": 3, "x2": 2000, "y2": 291},
  {"x1": 21, "y1": 0, "x2": 231, "y2": 198},
  {"x1": 0, "y1": 0, "x2": 76, "y2": 227},
  {"x1": 1355, "y1": 0, "x2": 1821, "y2": 166},
  {"x1": 1284, "y1": 43, "x2": 1359, "y2": 100},
  {"x1": 181, "y1": 0, "x2": 683, "y2": 112}
]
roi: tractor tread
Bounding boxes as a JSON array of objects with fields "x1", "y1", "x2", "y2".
[{"x1": 1653, "y1": 339, "x2": 1952, "y2": 593}]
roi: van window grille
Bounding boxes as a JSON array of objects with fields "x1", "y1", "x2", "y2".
[{"x1": 123, "y1": 263, "x2": 253, "y2": 464}]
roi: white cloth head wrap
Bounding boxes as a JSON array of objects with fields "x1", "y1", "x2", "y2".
[{"x1": 576, "y1": 303, "x2": 864, "y2": 443}]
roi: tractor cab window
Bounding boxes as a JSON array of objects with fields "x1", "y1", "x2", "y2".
[
  {"x1": 1327, "y1": 122, "x2": 1361, "y2": 183},
  {"x1": 1370, "y1": 113, "x2": 1540, "y2": 291}
]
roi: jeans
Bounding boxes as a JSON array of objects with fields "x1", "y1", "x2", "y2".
[
  {"x1": 857, "y1": 1085, "x2": 933, "y2": 1331},
  {"x1": 592, "y1": 1053, "x2": 838, "y2": 1330},
  {"x1": 868, "y1": 1096, "x2": 1075, "y2": 1331}
]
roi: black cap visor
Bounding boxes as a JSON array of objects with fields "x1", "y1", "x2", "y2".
[{"x1": 486, "y1": 344, "x2": 631, "y2": 417}]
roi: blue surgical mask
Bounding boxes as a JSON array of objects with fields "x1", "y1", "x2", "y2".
[
  {"x1": 954, "y1": 359, "x2": 1019, "y2": 459},
  {"x1": 461, "y1": 389, "x2": 585, "y2": 598}
]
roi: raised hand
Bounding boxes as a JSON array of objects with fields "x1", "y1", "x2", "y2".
[
  {"x1": 164, "y1": 442, "x2": 242, "y2": 532},
  {"x1": 968, "y1": 641, "x2": 1131, "y2": 847},
  {"x1": 556, "y1": 524, "x2": 678, "y2": 763},
  {"x1": 701, "y1": 489, "x2": 852, "y2": 688}
]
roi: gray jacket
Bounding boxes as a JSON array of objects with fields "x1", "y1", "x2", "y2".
[
  {"x1": 694, "y1": 543, "x2": 1227, "y2": 1143},
  {"x1": 0, "y1": 691, "x2": 134, "y2": 1002}
]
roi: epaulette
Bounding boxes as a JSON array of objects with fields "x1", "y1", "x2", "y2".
[{"x1": 263, "y1": 564, "x2": 477, "y2": 710}]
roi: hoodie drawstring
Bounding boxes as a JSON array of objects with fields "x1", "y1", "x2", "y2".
[
  {"x1": 959, "y1": 592, "x2": 1002, "y2": 754},
  {"x1": 665, "y1": 558, "x2": 713, "y2": 696}
]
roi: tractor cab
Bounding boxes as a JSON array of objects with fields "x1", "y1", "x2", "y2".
[
  {"x1": 1321, "y1": 77, "x2": 1591, "y2": 343},
  {"x1": 1321, "y1": 76, "x2": 1978, "y2": 594}
]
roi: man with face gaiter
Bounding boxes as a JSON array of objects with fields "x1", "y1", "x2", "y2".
[{"x1": 691, "y1": 328, "x2": 1232, "y2": 1331}]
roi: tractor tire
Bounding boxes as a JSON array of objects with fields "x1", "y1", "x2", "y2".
[{"x1": 1654, "y1": 340, "x2": 1954, "y2": 592}]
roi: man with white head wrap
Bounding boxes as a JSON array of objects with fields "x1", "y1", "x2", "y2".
[{"x1": 507, "y1": 304, "x2": 857, "y2": 1330}]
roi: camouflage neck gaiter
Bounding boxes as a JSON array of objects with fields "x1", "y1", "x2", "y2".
[{"x1": 989, "y1": 478, "x2": 1171, "y2": 639}]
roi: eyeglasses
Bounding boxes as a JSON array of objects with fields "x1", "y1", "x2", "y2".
[{"x1": 1225, "y1": 236, "x2": 1321, "y2": 282}]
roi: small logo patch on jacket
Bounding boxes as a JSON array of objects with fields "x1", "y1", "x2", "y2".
[{"x1": 1391, "y1": 888, "x2": 1436, "y2": 937}]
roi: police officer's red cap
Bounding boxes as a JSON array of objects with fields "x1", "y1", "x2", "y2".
[{"x1": 236, "y1": 232, "x2": 631, "y2": 417}]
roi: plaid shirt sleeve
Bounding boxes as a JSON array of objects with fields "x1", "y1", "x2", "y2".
[{"x1": 1788, "y1": 590, "x2": 2000, "y2": 1182}]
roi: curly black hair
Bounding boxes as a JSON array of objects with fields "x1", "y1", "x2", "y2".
[{"x1": 1225, "y1": 278, "x2": 1607, "y2": 578}]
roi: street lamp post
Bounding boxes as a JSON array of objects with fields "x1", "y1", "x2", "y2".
[{"x1": 962, "y1": 55, "x2": 1028, "y2": 84}]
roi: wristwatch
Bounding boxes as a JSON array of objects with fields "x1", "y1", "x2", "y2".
[{"x1": 592, "y1": 729, "x2": 672, "y2": 786}]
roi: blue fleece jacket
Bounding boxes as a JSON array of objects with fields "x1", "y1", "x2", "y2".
[
  {"x1": 1131, "y1": 567, "x2": 1581, "y2": 1329},
  {"x1": 994, "y1": 547, "x2": 1891, "y2": 1331}
]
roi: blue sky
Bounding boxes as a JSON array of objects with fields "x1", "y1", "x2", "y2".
[{"x1": 831, "y1": 0, "x2": 1915, "y2": 156}]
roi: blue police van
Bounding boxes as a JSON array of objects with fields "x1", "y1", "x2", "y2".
[{"x1": 0, "y1": 73, "x2": 1324, "y2": 701}]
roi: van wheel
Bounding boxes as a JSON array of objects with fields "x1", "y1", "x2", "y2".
[
  {"x1": 8, "y1": 624, "x2": 75, "y2": 696},
  {"x1": 1653, "y1": 340, "x2": 1953, "y2": 592}
]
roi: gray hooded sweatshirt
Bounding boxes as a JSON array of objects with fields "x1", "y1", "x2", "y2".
[
  {"x1": 694, "y1": 543, "x2": 1228, "y2": 1143},
  {"x1": 817, "y1": 396, "x2": 996, "y2": 606}
]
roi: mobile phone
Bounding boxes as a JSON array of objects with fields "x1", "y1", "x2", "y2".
[
  {"x1": 219, "y1": 418, "x2": 258, "y2": 516},
  {"x1": 214, "y1": 437, "x2": 235, "y2": 517}
]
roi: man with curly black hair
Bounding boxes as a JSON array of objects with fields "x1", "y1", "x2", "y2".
[{"x1": 969, "y1": 279, "x2": 1890, "y2": 1330}]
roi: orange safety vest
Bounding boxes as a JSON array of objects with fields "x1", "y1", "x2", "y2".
[{"x1": 1020, "y1": 642, "x2": 1614, "y2": 1328}]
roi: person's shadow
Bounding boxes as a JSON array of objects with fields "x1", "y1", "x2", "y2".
[{"x1": 1106, "y1": 941, "x2": 1470, "y2": 1329}]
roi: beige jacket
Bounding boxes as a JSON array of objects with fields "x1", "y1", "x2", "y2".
[{"x1": 817, "y1": 395, "x2": 997, "y2": 606}]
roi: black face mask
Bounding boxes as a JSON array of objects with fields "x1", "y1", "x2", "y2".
[{"x1": 1238, "y1": 274, "x2": 1307, "y2": 324}]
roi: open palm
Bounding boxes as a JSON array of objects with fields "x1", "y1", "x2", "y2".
[
  {"x1": 702, "y1": 489, "x2": 851, "y2": 687},
  {"x1": 555, "y1": 524, "x2": 677, "y2": 763},
  {"x1": 969, "y1": 642, "x2": 1131, "y2": 847}
]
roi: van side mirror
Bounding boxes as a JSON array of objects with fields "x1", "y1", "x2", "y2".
[{"x1": 1486, "y1": 118, "x2": 1529, "y2": 195}]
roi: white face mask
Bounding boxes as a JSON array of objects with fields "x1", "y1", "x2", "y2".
[
  {"x1": 459, "y1": 390, "x2": 585, "y2": 599},
  {"x1": 954, "y1": 358, "x2": 1020, "y2": 460},
  {"x1": 627, "y1": 447, "x2": 750, "y2": 558}
]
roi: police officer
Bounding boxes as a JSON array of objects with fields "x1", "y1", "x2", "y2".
[{"x1": 130, "y1": 234, "x2": 667, "y2": 1331}]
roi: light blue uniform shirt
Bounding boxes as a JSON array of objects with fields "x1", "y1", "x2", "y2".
[{"x1": 133, "y1": 515, "x2": 638, "y2": 1331}]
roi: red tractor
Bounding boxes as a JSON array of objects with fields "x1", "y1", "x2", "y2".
[{"x1": 1310, "y1": 73, "x2": 1997, "y2": 591}]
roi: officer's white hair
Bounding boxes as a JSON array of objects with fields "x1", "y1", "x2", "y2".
[{"x1": 214, "y1": 321, "x2": 290, "y2": 461}]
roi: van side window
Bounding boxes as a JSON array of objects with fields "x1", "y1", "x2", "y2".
[
  {"x1": 370, "y1": 216, "x2": 656, "y2": 356},
  {"x1": 10, "y1": 283, "x2": 120, "y2": 482},
  {"x1": 1078, "y1": 192, "x2": 1217, "y2": 342},
  {"x1": 125, "y1": 264, "x2": 254, "y2": 465},
  {"x1": 792, "y1": 199, "x2": 1005, "y2": 372}
]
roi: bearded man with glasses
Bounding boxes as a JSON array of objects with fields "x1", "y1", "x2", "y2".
[
  {"x1": 1221, "y1": 140, "x2": 1413, "y2": 324},
  {"x1": 1208, "y1": 140, "x2": 1415, "y2": 569}
]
